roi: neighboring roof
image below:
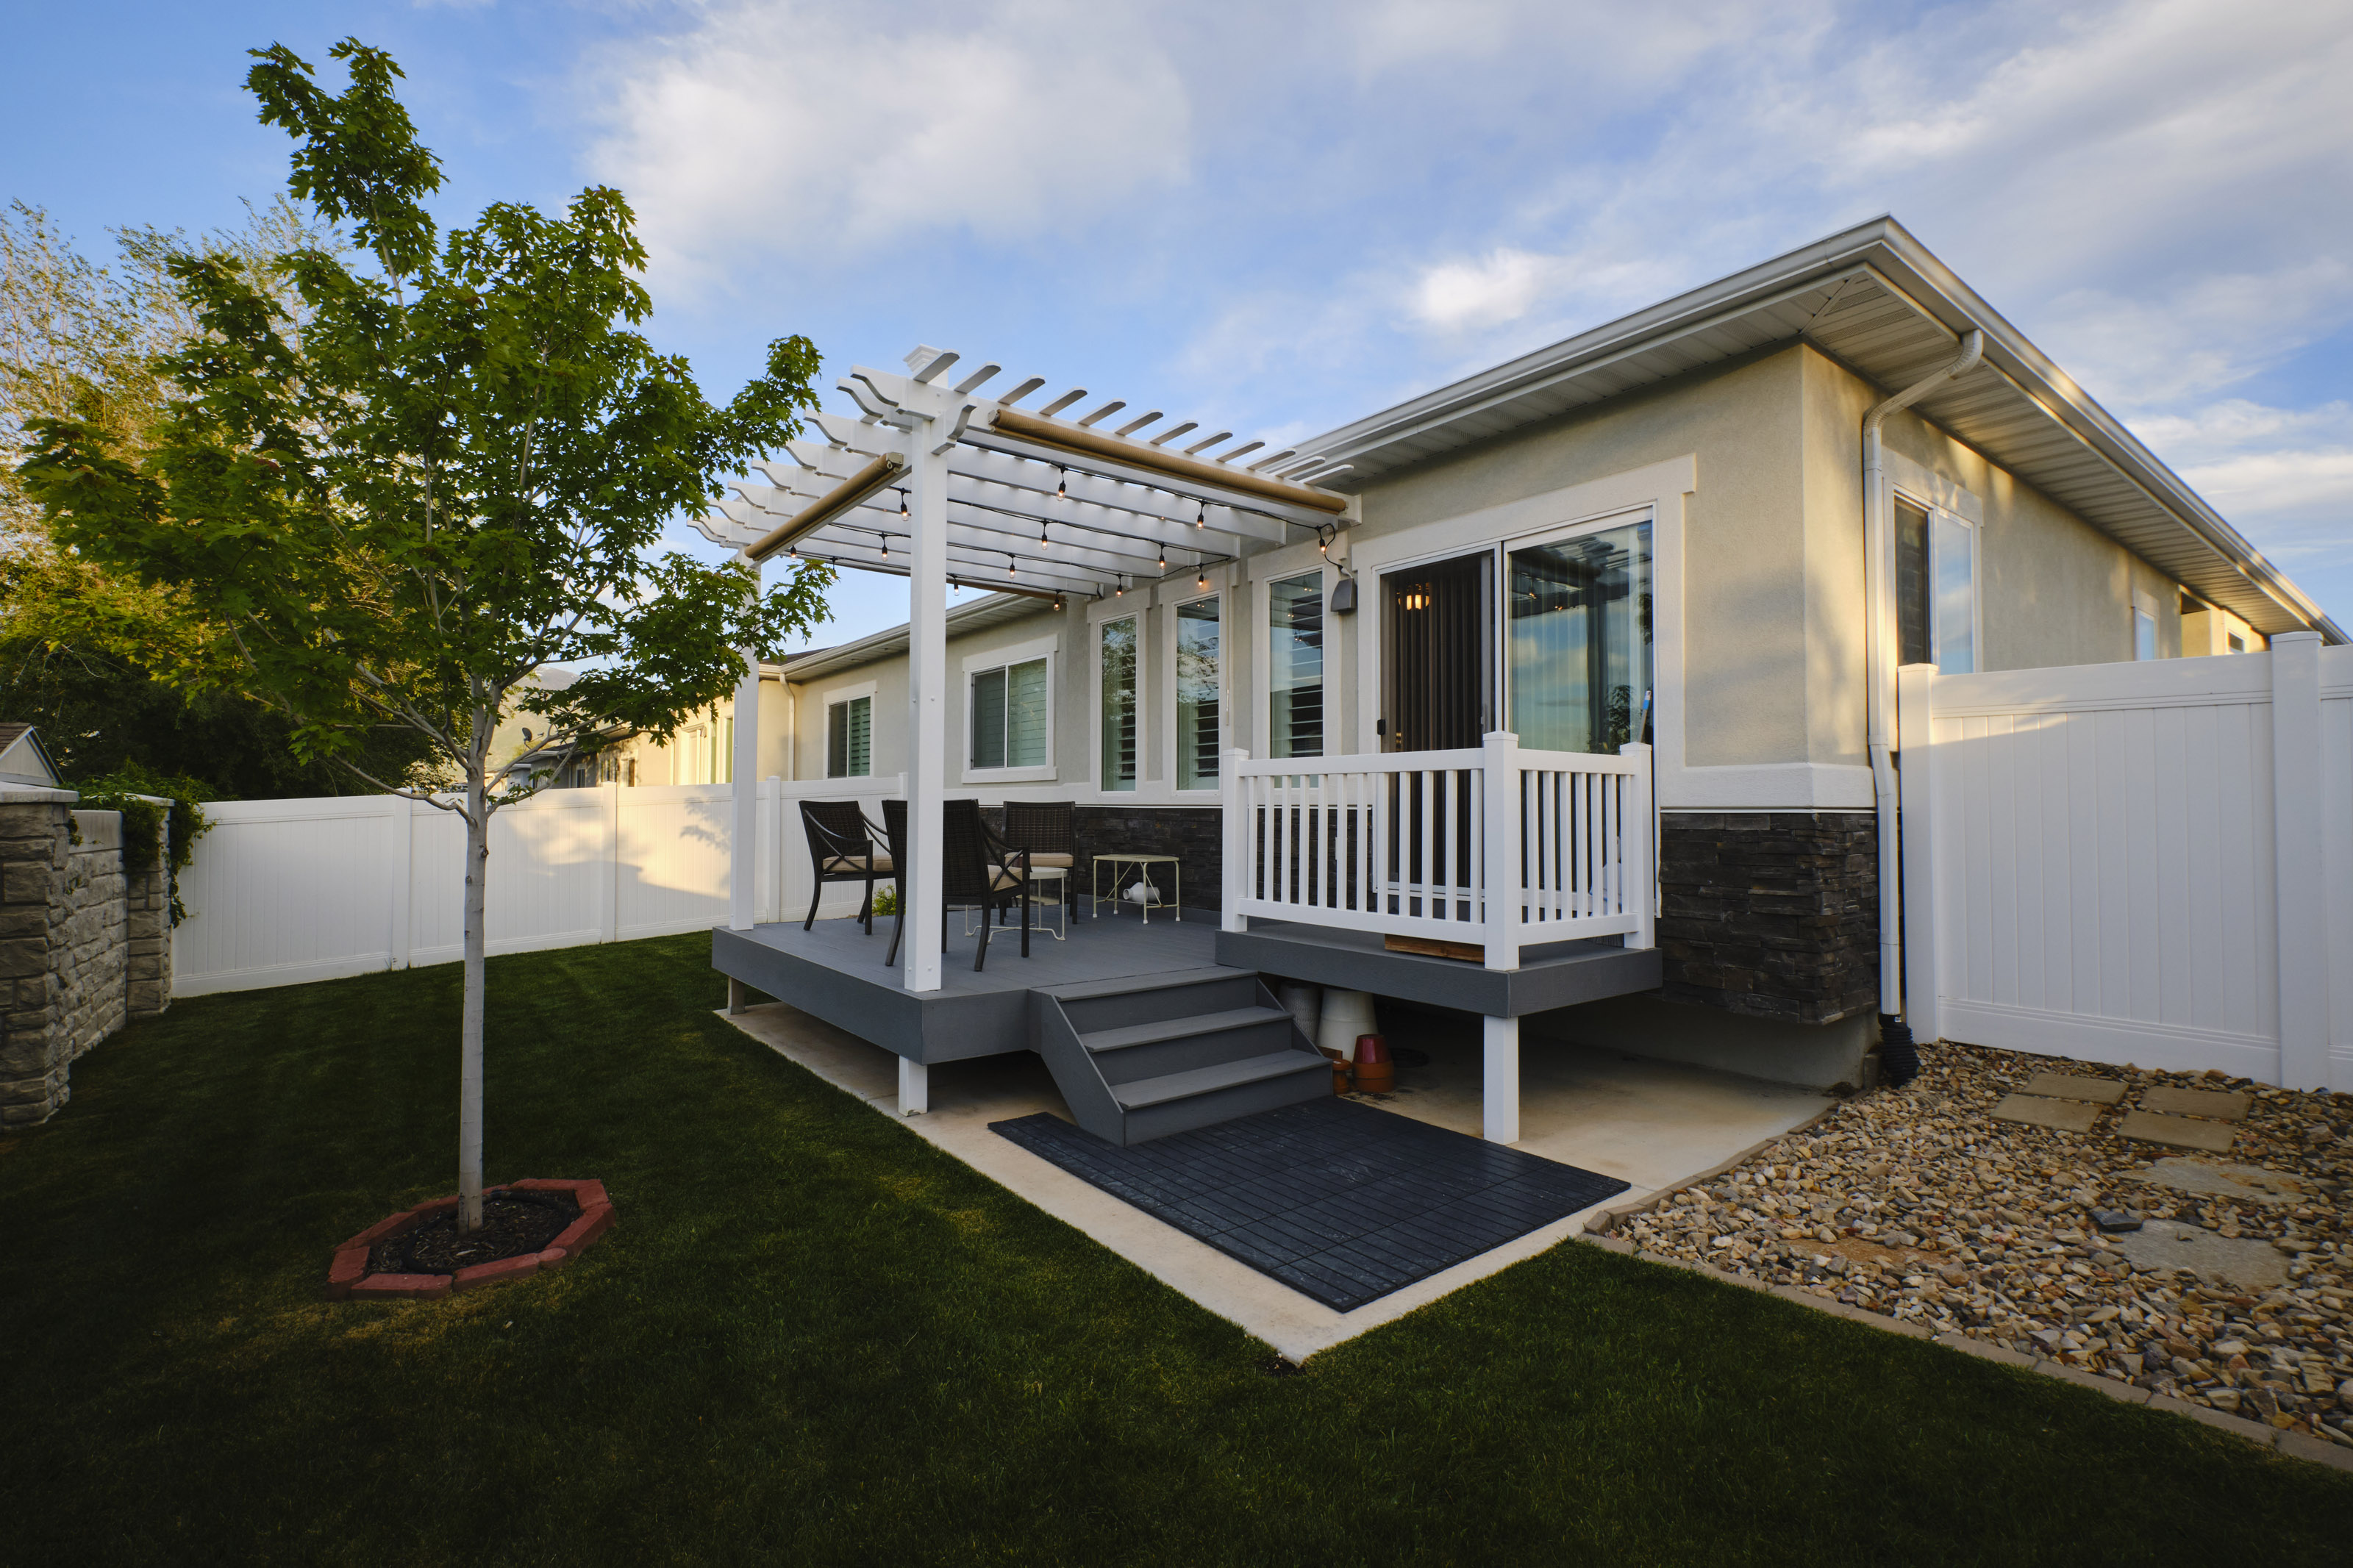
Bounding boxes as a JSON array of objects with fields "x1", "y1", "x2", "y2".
[
  {"x1": 1296, "y1": 217, "x2": 2342, "y2": 643},
  {"x1": 779, "y1": 593, "x2": 1057, "y2": 684},
  {"x1": 0, "y1": 723, "x2": 60, "y2": 787}
]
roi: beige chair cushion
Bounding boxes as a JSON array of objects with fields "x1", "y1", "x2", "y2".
[
  {"x1": 986, "y1": 866, "x2": 1025, "y2": 891},
  {"x1": 821, "y1": 853, "x2": 892, "y2": 873},
  {"x1": 1024, "y1": 852, "x2": 1076, "y2": 869}
]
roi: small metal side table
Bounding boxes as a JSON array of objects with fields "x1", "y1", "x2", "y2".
[
  {"x1": 1090, "y1": 853, "x2": 1180, "y2": 924},
  {"x1": 961, "y1": 867, "x2": 1069, "y2": 942}
]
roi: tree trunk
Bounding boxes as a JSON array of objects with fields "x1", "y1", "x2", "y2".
[{"x1": 458, "y1": 774, "x2": 488, "y2": 1233}]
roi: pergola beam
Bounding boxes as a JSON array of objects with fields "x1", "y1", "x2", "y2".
[
  {"x1": 988, "y1": 406, "x2": 1346, "y2": 515},
  {"x1": 742, "y1": 451, "x2": 906, "y2": 563}
]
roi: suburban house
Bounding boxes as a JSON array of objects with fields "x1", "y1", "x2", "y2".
[{"x1": 692, "y1": 217, "x2": 2343, "y2": 1148}]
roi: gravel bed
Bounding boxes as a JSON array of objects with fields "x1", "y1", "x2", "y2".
[{"x1": 1610, "y1": 1043, "x2": 2353, "y2": 1443}]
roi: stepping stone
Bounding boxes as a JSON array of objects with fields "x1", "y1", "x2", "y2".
[
  {"x1": 2140, "y1": 1085, "x2": 2250, "y2": 1122},
  {"x1": 2021, "y1": 1073, "x2": 2127, "y2": 1104},
  {"x1": 2118, "y1": 1110, "x2": 2235, "y2": 1153},
  {"x1": 1989, "y1": 1094, "x2": 2101, "y2": 1133},
  {"x1": 2124, "y1": 1156, "x2": 2307, "y2": 1206},
  {"x1": 2115, "y1": 1218, "x2": 2288, "y2": 1292}
]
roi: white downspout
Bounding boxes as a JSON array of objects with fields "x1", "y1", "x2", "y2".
[{"x1": 1863, "y1": 329, "x2": 1982, "y2": 1035}]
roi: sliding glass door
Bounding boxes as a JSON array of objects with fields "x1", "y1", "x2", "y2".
[{"x1": 1506, "y1": 519, "x2": 1652, "y2": 755}]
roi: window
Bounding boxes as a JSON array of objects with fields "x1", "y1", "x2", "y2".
[
  {"x1": 2228, "y1": 633, "x2": 2246, "y2": 654},
  {"x1": 1896, "y1": 495, "x2": 1975, "y2": 673},
  {"x1": 970, "y1": 656, "x2": 1049, "y2": 770},
  {"x1": 826, "y1": 695, "x2": 871, "y2": 777},
  {"x1": 1268, "y1": 572, "x2": 1324, "y2": 759},
  {"x1": 1099, "y1": 617, "x2": 1137, "y2": 791},
  {"x1": 2134, "y1": 607, "x2": 2159, "y2": 661},
  {"x1": 1175, "y1": 596, "x2": 1221, "y2": 790},
  {"x1": 1507, "y1": 520, "x2": 1652, "y2": 754}
]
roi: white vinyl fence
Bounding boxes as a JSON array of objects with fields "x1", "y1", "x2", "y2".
[
  {"x1": 173, "y1": 776, "x2": 904, "y2": 997},
  {"x1": 1899, "y1": 631, "x2": 2350, "y2": 1090}
]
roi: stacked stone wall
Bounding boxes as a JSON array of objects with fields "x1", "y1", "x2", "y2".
[
  {"x1": 1656, "y1": 810, "x2": 1879, "y2": 1026},
  {"x1": 0, "y1": 798, "x2": 162, "y2": 1126}
]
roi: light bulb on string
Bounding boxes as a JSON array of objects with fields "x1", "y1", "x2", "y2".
[
  {"x1": 1196, "y1": 567, "x2": 1208, "y2": 590},
  {"x1": 1007, "y1": 552, "x2": 1017, "y2": 578},
  {"x1": 1195, "y1": 501, "x2": 1207, "y2": 528},
  {"x1": 1040, "y1": 518, "x2": 1050, "y2": 545},
  {"x1": 899, "y1": 488, "x2": 909, "y2": 519},
  {"x1": 1056, "y1": 467, "x2": 1067, "y2": 499}
]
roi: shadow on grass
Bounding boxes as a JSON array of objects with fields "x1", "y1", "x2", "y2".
[{"x1": 1, "y1": 934, "x2": 2347, "y2": 1566}]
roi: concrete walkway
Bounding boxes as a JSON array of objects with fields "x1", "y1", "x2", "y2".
[{"x1": 720, "y1": 999, "x2": 1827, "y2": 1361}]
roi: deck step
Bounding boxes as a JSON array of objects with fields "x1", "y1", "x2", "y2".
[
  {"x1": 1110, "y1": 1050, "x2": 1330, "y2": 1110},
  {"x1": 1081, "y1": 1006, "x2": 1290, "y2": 1054},
  {"x1": 1031, "y1": 973, "x2": 1329, "y2": 1147}
]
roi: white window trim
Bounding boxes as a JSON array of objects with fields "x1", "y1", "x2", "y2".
[
  {"x1": 1163, "y1": 587, "x2": 1229, "y2": 796},
  {"x1": 1893, "y1": 480, "x2": 1982, "y2": 676},
  {"x1": 1254, "y1": 561, "x2": 1333, "y2": 761},
  {"x1": 1090, "y1": 608, "x2": 1145, "y2": 798},
  {"x1": 820, "y1": 679, "x2": 878, "y2": 778},
  {"x1": 961, "y1": 639, "x2": 1058, "y2": 784}
]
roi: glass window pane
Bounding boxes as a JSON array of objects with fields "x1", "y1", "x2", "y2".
[
  {"x1": 971, "y1": 667, "x2": 1007, "y2": 769},
  {"x1": 2134, "y1": 609, "x2": 2158, "y2": 662},
  {"x1": 1932, "y1": 514, "x2": 1974, "y2": 674},
  {"x1": 1176, "y1": 598, "x2": 1221, "y2": 790},
  {"x1": 827, "y1": 702, "x2": 847, "y2": 778},
  {"x1": 1007, "y1": 659, "x2": 1049, "y2": 767},
  {"x1": 1896, "y1": 498, "x2": 1932, "y2": 668},
  {"x1": 851, "y1": 698, "x2": 872, "y2": 776},
  {"x1": 1269, "y1": 572, "x2": 1324, "y2": 759},
  {"x1": 1507, "y1": 521, "x2": 1652, "y2": 754},
  {"x1": 1099, "y1": 617, "x2": 1137, "y2": 791}
]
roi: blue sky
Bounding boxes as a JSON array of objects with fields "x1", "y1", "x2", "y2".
[{"x1": 8, "y1": 0, "x2": 2350, "y2": 646}]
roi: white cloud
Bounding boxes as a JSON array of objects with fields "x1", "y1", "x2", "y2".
[{"x1": 582, "y1": 0, "x2": 1191, "y2": 287}]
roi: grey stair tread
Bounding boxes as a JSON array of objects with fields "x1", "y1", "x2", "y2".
[
  {"x1": 1110, "y1": 1050, "x2": 1327, "y2": 1110},
  {"x1": 1081, "y1": 1006, "x2": 1290, "y2": 1054},
  {"x1": 1034, "y1": 965, "x2": 1252, "y2": 1002}
]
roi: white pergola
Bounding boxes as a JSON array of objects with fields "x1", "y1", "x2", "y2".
[{"x1": 699, "y1": 346, "x2": 1353, "y2": 1064}]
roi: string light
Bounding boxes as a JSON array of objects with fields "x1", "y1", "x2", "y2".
[
  {"x1": 1196, "y1": 566, "x2": 1208, "y2": 590},
  {"x1": 1115, "y1": 576, "x2": 1126, "y2": 597},
  {"x1": 1052, "y1": 595, "x2": 1064, "y2": 611},
  {"x1": 1056, "y1": 467, "x2": 1068, "y2": 499},
  {"x1": 1040, "y1": 518, "x2": 1051, "y2": 545},
  {"x1": 899, "y1": 488, "x2": 909, "y2": 519},
  {"x1": 1158, "y1": 545, "x2": 1167, "y2": 570},
  {"x1": 1195, "y1": 500, "x2": 1207, "y2": 528},
  {"x1": 1007, "y1": 552, "x2": 1017, "y2": 578}
]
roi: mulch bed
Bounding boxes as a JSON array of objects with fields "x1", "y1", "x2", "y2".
[{"x1": 328, "y1": 1178, "x2": 616, "y2": 1301}]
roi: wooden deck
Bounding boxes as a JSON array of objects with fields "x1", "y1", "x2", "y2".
[{"x1": 712, "y1": 907, "x2": 1229, "y2": 1064}]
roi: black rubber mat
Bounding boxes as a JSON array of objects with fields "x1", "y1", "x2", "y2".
[{"x1": 990, "y1": 1098, "x2": 1631, "y2": 1311}]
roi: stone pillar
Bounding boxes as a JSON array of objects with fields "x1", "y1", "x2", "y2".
[
  {"x1": 124, "y1": 812, "x2": 172, "y2": 1018},
  {"x1": 0, "y1": 798, "x2": 74, "y2": 1126},
  {"x1": 61, "y1": 810, "x2": 129, "y2": 1062}
]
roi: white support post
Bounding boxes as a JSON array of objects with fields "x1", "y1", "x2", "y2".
[
  {"x1": 1619, "y1": 740, "x2": 1655, "y2": 951},
  {"x1": 387, "y1": 792, "x2": 414, "y2": 970},
  {"x1": 1896, "y1": 666, "x2": 1939, "y2": 1046},
  {"x1": 1222, "y1": 748, "x2": 1249, "y2": 934},
  {"x1": 764, "y1": 776, "x2": 786, "y2": 926},
  {"x1": 601, "y1": 781, "x2": 621, "y2": 945},
  {"x1": 727, "y1": 976, "x2": 748, "y2": 1015},
  {"x1": 2271, "y1": 631, "x2": 2331, "y2": 1090},
  {"x1": 1482, "y1": 731, "x2": 1521, "y2": 972},
  {"x1": 898, "y1": 1056, "x2": 929, "y2": 1116},
  {"x1": 728, "y1": 586, "x2": 761, "y2": 931},
  {"x1": 904, "y1": 432, "x2": 949, "y2": 994},
  {"x1": 1482, "y1": 1014, "x2": 1520, "y2": 1145}
]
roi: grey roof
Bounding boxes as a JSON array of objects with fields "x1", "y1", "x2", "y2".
[
  {"x1": 779, "y1": 593, "x2": 1057, "y2": 683},
  {"x1": 1296, "y1": 217, "x2": 2340, "y2": 643}
]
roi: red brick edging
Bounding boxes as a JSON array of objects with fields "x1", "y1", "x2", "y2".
[{"x1": 326, "y1": 1179, "x2": 615, "y2": 1301}]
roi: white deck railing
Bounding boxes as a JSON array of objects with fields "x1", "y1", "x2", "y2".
[{"x1": 1219, "y1": 734, "x2": 1654, "y2": 971}]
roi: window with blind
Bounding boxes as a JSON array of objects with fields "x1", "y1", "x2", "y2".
[
  {"x1": 1099, "y1": 617, "x2": 1137, "y2": 792},
  {"x1": 970, "y1": 656, "x2": 1049, "y2": 770},
  {"x1": 1176, "y1": 595, "x2": 1221, "y2": 790},
  {"x1": 1268, "y1": 571, "x2": 1324, "y2": 759},
  {"x1": 826, "y1": 695, "x2": 871, "y2": 777}
]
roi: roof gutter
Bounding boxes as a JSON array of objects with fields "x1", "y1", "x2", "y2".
[{"x1": 1864, "y1": 328, "x2": 1982, "y2": 1082}]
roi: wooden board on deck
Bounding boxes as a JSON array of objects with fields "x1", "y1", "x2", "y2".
[{"x1": 1383, "y1": 934, "x2": 1485, "y2": 963}]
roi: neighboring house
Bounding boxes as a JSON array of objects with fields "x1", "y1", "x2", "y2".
[{"x1": 695, "y1": 217, "x2": 2342, "y2": 1129}]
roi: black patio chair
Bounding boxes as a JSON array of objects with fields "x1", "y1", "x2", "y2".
[
  {"x1": 879, "y1": 799, "x2": 1032, "y2": 971},
  {"x1": 1001, "y1": 801, "x2": 1077, "y2": 874},
  {"x1": 799, "y1": 799, "x2": 888, "y2": 934}
]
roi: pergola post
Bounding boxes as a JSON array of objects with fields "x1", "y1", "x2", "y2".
[
  {"x1": 904, "y1": 430, "x2": 949, "y2": 994},
  {"x1": 728, "y1": 560, "x2": 761, "y2": 932}
]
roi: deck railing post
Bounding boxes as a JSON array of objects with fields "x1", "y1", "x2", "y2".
[
  {"x1": 1482, "y1": 731, "x2": 1521, "y2": 972},
  {"x1": 1619, "y1": 741, "x2": 1654, "y2": 951},
  {"x1": 1222, "y1": 748, "x2": 1249, "y2": 934}
]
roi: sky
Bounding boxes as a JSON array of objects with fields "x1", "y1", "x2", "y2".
[{"x1": 7, "y1": 0, "x2": 2351, "y2": 648}]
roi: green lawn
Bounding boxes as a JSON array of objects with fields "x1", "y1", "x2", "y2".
[{"x1": 2, "y1": 934, "x2": 2346, "y2": 1566}]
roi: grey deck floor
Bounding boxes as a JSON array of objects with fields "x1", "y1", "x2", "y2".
[
  {"x1": 712, "y1": 907, "x2": 1224, "y2": 1063},
  {"x1": 992, "y1": 1097, "x2": 1632, "y2": 1311}
]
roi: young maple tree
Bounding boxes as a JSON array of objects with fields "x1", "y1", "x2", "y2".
[{"x1": 24, "y1": 39, "x2": 832, "y2": 1229}]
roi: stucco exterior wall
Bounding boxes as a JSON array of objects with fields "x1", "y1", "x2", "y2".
[
  {"x1": 1346, "y1": 346, "x2": 1813, "y2": 770},
  {"x1": 1802, "y1": 346, "x2": 2187, "y2": 675}
]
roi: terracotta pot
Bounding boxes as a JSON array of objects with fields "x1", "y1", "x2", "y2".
[
  {"x1": 1351, "y1": 1034, "x2": 1394, "y2": 1094},
  {"x1": 1331, "y1": 1060, "x2": 1354, "y2": 1095}
]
